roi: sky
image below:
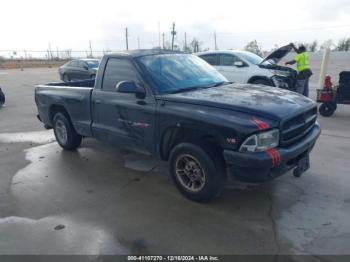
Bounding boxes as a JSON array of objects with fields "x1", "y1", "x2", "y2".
[{"x1": 1, "y1": 0, "x2": 350, "y2": 56}]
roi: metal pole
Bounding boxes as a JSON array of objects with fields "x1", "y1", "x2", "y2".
[
  {"x1": 162, "y1": 33, "x2": 165, "y2": 49},
  {"x1": 89, "y1": 40, "x2": 93, "y2": 57},
  {"x1": 158, "y1": 22, "x2": 161, "y2": 49},
  {"x1": 184, "y1": 32, "x2": 187, "y2": 51},
  {"x1": 171, "y1": 23, "x2": 176, "y2": 51},
  {"x1": 214, "y1": 31, "x2": 217, "y2": 50},
  {"x1": 318, "y1": 48, "x2": 330, "y2": 88},
  {"x1": 125, "y1": 27, "x2": 129, "y2": 50}
]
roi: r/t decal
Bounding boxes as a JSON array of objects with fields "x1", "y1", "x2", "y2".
[{"x1": 118, "y1": 118, "x2": 150, "y2": 128}]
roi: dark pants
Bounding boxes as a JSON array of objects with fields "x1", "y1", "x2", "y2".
[{"x1": 295, "y1": 78, "x2": 309, "y2": 97}]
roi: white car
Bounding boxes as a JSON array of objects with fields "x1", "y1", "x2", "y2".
[{"x1": 196, "y1": 45, "x2": 296, "y2": 90}]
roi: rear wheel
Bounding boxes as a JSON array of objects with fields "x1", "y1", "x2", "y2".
[
  {"x1": 319, "y1": 102, "x2": 336, "y2": 117},
  {"x1": 169, "y1": 143, "x2": 226, "y2": 202},
  {"x1": 53, "y1": 112, "x2": 82, "y2": 150}
]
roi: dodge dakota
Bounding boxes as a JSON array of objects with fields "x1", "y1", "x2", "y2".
[{"x1": 35, "y1": 50, "x2": 321, "y2": 202}]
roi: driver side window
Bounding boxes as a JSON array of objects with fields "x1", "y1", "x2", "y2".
[{"x1": 102, "y1": 58, "x2": 141, "y2": 92}]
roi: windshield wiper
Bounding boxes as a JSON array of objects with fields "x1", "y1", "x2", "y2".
[
  {"x1": 168, "y1": 82, "x2": 232, "y2": 94},
  {"x1": 168, "y1": 85, "x2": 210, "y2": 94},
  {"x1": 211, "y1": 81, "x2": 233, "y2": 87}
]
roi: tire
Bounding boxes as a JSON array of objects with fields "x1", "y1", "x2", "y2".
[
  {"x1": 169, "y1": 143, "x2": 227, "y2": 202},
  {"x1": 53, "y1": 112, "x2": 82, "y2": 150},
  {"x1": 319, "y1": 102, "x2": 336, "y2": 117},
  {"x1": 252, "y1": 79, "x2": 272, "y2": 86},
  {"x1": 62, "y1": 74, "x2": 70, "y2": 82},
  {"x1": 0, "y1": 88, "x2": 5, "y2": 106}
]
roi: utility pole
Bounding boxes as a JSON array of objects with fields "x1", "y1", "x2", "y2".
[
  {"x1": 162, "y1": 33, "x2": 165, "y2": 49},
  {"x1": 125, "y1": 27, "x2": 129, "y2": 50},
  {"x1": 184, "y1": 32, "x2": 187, "y2": 51},
  {"x1": 48, "y1": 43, "x2": 53, "y2": 60},
  {"x1": 137, "y1": 37, "x2": 140, "y2": 49},
  {"x1": 89, "y1": 40, "x2": 93, "y2": 57},
  {"x1": 158, "y1": 22, "x2": 161, "y2": 49},
  {"x1": 171, "y1": 22, "x2": 176, "y2": 51},
  {"x1": 56, "y1": 46, "x2": 59, "y2": 59},
  {"x1": 214, "y1": 31, "x2": 217, "y2": 50}
]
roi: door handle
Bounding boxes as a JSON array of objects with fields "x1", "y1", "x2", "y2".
[{"x1": 94, "y1": 99, "x2": 102, "y2": 104}]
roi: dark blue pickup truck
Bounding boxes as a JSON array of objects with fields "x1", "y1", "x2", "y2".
[{"x1": 35, "y1": 50, "x2": 321, "y2": 202}]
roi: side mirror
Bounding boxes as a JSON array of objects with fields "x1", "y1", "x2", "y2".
[
  {"x1": 116, "y1": 81, "x2": 146, "y2": 99},
  {"x1": 84, "y1": 65, "x2": 89, "y2": 70},
  {"x1": 233, "y1": 61, "x2": 245, "y2": 67}
]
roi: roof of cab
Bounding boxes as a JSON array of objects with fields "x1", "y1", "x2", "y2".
[{"x1": 104, "y1": 49, "x2": 185, "y2": 58}]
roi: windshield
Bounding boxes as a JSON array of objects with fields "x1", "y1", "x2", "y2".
[
  {"x1": 86, "y1": 60, "x2": 100, "y2": 68},
  {"x1": 137, "y1": 54, "x2": 227, "y2": 94},
  {"x1": 237, "y1": 51, "x2": 271, "y2": 66}
]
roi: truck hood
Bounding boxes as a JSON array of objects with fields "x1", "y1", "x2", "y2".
[
  {"x1": 159, "y1": 83, "x2": 315, "y2": 121},
  {"x1": 260, "y1": 44, "x2": 292, "y2": 65}
]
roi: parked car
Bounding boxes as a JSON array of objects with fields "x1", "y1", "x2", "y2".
[
  {"x1": 196, "y1": 45, "x2": 297, "y2": 90},
  {"x1": 35, "y1": 50, "x2": 320, "y2": 202},
  {"x1": 59, "y1": 59, "x2": 100, "y2": 82}
]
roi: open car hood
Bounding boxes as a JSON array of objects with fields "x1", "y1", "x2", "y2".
[{"x1": 260, "y1": 44, "x2": 292, "y2": 64}]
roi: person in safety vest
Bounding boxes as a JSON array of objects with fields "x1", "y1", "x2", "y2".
[{"x1": 285, "y1": 43, "x2": 312, "y2": 97}]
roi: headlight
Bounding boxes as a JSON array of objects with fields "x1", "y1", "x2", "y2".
[
  {"x1": 271, "y1": 76, "x2": 289, "y2": 88},
  {"x1": 239, "y1": 129, "x2": 279, "y2": 152}
]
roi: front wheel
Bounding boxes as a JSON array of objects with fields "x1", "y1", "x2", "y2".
[
  {"x1": 169, "y1": 143, "x2": 226, "y2": 202},
  {"x1": 53, "y1": 112, "x2": 82, "y2": 150},
  {"x1": 319, "y1": 102, "x2": 336, "y2": 117}
]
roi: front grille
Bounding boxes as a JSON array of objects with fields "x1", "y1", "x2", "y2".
[{"x1": 280, "y1": 107, "x2": 317, "y2": 146}]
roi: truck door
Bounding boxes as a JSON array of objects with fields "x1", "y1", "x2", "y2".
[
  {"x1": 216, "y1": 54, "x2": 248, "y2": 83},
  {"x1": 91, "y1": 57, "x2": 156, "y2": 155}
]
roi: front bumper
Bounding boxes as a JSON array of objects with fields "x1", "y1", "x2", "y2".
[{"x1": 224, "y1": 123, "x2": 321, "y2": 183}]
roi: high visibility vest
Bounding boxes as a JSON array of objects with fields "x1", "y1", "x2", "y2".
[{"x1": 294, "y1": 52, "x2": 310, "y2": 72}]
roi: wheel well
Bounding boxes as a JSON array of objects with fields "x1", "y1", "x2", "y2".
[
  {"x1": 160, "y1": 127, "x2": 223, "y2": 160},
  {"x1": 49, "y1": 105, "x2": 71, "y2": 125}
]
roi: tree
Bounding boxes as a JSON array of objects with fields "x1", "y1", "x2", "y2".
[
  {"x1": 309, "y1": 40, "x2": 318, "y2": 52},
  {"x1": 336, "y1": 38, "x2": 350, "y2": 51},
  {"x1": 244, "y1": 40, "x2": 262, "y2": 56},
  {"x1": 189, "y1": 38, "x2": 202, "y2": 53},
  {"x1": 320, "y1": 39, "x2": 334, "y2": 50}
]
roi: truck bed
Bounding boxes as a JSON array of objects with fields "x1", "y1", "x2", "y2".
[
  {"x1": 46, "y1": 79, "x2": 95, "y2": 88},
  {"x1": 35, "y1": 81, "x2": 94, "y2": 137}
]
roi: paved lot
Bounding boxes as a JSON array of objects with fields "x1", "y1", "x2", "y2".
[{"x1": 0, "y1": 68, "x2": 350, "y2": 260}]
